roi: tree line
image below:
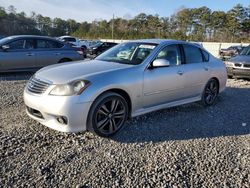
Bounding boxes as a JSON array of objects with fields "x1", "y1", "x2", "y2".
[{"x1": 0, "y1": 4, "x2": 249, "y2": 42}]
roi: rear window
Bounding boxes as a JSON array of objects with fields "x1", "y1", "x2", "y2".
[
  {"x1": 183, "y1": 44, "x2": 203, "y2": 64},
  {"x1": 63, "y1": 37, "x2": 76, "y2": 42},
  {"x1": 201, "y1": 50, "x2": 209, "y2": 62}
]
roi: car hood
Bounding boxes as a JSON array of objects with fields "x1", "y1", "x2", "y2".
[
  {"x1": 35, "y1": 60, "x2": 133, "y2": 84},
  {"x1": 230, "y1": 55, "x2": 250, "y2": 64}
]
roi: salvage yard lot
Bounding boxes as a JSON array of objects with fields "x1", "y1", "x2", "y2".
[{"x1": 0, "y1": 75, "x2": 249, "y2": 187}]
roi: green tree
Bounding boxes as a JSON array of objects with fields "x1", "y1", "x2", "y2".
[
  {"x1": 210, "y1": 11, "x2": 227, "y2": 41},
  {"x1": 0, "y1": 4, "x2": 249, "y2": 42},
  {"x1": 226, "y1": 4, "x2": 247, "y2": 42}
]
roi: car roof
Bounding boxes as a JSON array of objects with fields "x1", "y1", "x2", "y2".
[
  {"x1": 127, "y1": 39, "x2": 206, "y2": 51},
  {"x1": 103, "y1": 42, "x2": 117, "y2": 44},
  {"x1": 128, "y1": 39, "x2": 200, "y2": 45},
  {"x1": 59, "y1": 36, "x2": 75, "y2": 38},
  {"x1": 3, "y1": 35, "x2": 57, "y2": 40},
  {"x1": 0, "y1": 35, "x2": 68, "y2": 46}
]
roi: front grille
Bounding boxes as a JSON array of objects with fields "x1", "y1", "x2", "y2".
[
  {"x1": 243, "y1": 64, "x2": 250, "y2": 68},
  {"x1": 27, "y1": 77, "x2": 51, "y2": 94},
  {"x1": 234, "y1": 63, "x2": 242, "y2": 67}
]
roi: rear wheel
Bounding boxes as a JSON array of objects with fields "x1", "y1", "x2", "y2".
[
  {"x1": 88, "y1": 92, "x2": 128, "y2": 137},
  {"x1": 201, "y1": 79, "x2": 219, "y2": 106}
]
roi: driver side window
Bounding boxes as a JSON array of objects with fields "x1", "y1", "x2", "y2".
[
  {"x1": 156, "y1": 45, "x2": 181, "y2": 66},
  {"x1": 8, "y1": 39, "x2": 35, "y2": 50},
  {"x1": 8, "y1": 40, "x2": 25, "y2": 50}
]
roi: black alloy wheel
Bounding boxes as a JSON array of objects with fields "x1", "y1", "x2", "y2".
[
  {"x1": 88, "y1": 92, "x2": 128, "y2": 137},
  {"x1": 202, "y1": 79, "x2": 219, "y2": 106}
]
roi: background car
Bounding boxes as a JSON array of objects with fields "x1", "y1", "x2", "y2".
[
  {"x1": 87, "y1": 42, "x2": 118, "y2": 57},
  {"x1": 225, "y1": 45, "x2": 250, "y2": 79},
  {"x1": 66, "y1": 42, "x2": 87, "y2": 58},
  {"x1": 219, "y1": 45, "x2": 243, "y2": 59},
  {"x1": 58, "y1": 36, "x2": 90, "y2": 49},
  {"x1": 0, "y1": 35, "x2": 84, "y2": 72},
  {"x1": 24, "y1": 39, "x2": 227, "y2": 137},
  {"x1": 89, "y1": 40, "x2": 103, "y2": 49}
]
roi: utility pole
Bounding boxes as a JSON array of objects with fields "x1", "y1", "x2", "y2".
[{"x1": 112, "y1": 14, "x2": 114, "y2": 40}]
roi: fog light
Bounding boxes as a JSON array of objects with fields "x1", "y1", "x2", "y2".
[{"x1": 57, "y1": 116, "x2": 68, "y2": 125}]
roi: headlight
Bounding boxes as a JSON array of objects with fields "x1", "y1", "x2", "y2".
[
  {"x1": 49, "y1": 80, "x2": 90, "y2": 96},
  {"x1": 224, "y1": 61, "x2": 234, "y2": 67}
]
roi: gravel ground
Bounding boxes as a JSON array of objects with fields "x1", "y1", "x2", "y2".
[{"x1": 0, "y1": 76, "x2": 249, "y2": 188}]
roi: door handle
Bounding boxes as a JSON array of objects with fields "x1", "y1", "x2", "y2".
[
  {"x1": 177, "y1": 70, "x2": 184, "y2": 75},
  {"x1": 26, "y1": 53, "x2": 34, "y2": 56},
  {"x1": 54, "y1": 52, "x2": 61, "y2": 55},
  {"x1": 204, "y1": 67, "x2": 209, "y2": 71}
]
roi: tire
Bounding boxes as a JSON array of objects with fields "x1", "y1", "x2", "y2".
[
  {"x1": 81, "y1": 45, "x2": 87, "y2": 50},
  {"x1": 58, "y1": 58, "x2": 72, "y2": 63},
  {"x1": 201, "y1": 79, "x2": 219, "y2": 106},
  {"x1": 87, "y1": 92, "x2": 129, "y2": 137}
]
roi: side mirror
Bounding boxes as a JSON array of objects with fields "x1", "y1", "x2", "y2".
[
  {"x1": 2, "y1": 45, "x2": 10, "y2": 51},
  {"x1": 152, "y1": 59, "x2": 170, "y2": 68}
]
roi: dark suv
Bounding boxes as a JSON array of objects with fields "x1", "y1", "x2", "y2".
[
  {"x1": 87, "y1": 42, "x2": 118, "y2": 56},
  {"x1": 219, "y1": 45, "x2": 243, "y2": 59}
]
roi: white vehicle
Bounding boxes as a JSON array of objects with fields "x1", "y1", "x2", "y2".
[
  {"x1": 80, "y1": 40, "x2": 102, "y2": 49},
  {"x1": 58, "y1": 36, "x2": 89, "y2": 49}
]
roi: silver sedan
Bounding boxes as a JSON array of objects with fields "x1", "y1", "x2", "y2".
[
  {"x1": 24, "y1": 39, "x2": 227, "y2": 137},
  {"x1": 0, "y1": 35, "x2": 84, "y2": 72}
]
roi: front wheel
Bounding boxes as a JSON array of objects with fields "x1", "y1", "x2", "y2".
[
  {"x1": 87, "y1": 92, "x2": 128, "y2": 137},
  {"x1": 201, "y1": 79, "x2": 219, "y2": 106}
]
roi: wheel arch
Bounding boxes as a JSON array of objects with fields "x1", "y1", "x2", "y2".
[
  {"x1": 81, "y1": 45, "x2": 87, "y2": 49},
  {"x1": 58, "y1": 58, "x2": 72, "y2": 63},
  {"x1": 210, "y1": 77, "x2": 220, "y2": 92},
  {"x1": 86, "y1": 88, "x2": 132, "y2": 132},
  {"x1": 96, "y1": 88, "x2": 132, "y2": 118}
]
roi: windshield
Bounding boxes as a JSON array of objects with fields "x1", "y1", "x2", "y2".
[
  {"x1": 96, "y1": 42, "x2": 157, "y2": 65},
  {"x1": 0, "y1": 36, "x2": 13, "y2": 45},
  {"x1": 240, "y1": 47, "x2": 250, "y2": 55}
]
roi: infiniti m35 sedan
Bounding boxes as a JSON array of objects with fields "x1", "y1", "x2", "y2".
[{"x1": 24, "y1": 39, "x2": 227, "y2": 137}]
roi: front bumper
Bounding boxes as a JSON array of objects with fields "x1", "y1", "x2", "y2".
[
  {"x1": 227, "y1": 67, "x2": 250, "y2": 78},
  {"x1": 23, "y1": 88, "x2": 92, "y2": 133}
]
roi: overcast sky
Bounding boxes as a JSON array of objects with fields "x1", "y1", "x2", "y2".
[{"x1": 0, "y1": 0, "x2": 249, "y2": 22}]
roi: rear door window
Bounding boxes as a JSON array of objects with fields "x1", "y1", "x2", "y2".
[
  {"x1": 183, "y1": 44, "x2": 203, "y2": 64},
  {"x1": 201, "y1": 50, "x2": 209, "y2": 62},
  {"x1": 24, "y1": 39, "x2": 35, "y2": 49},
  {"x1": 37, "y1": 40, "x2": 63, "y2": 49}
]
